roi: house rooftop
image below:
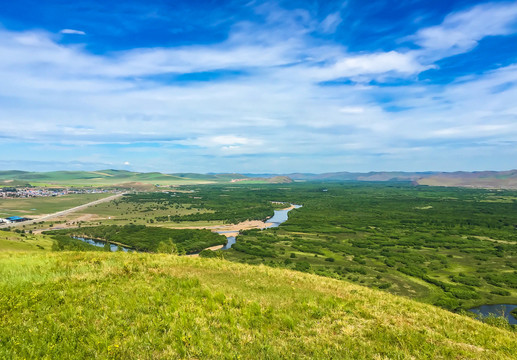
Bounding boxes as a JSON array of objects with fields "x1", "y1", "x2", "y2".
[{"x1": 6, "y1": 216, "x2": 24, "y2": 221}]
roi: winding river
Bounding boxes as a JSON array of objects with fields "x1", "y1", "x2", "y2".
[
  {"x1": 265, "y1": 204, "x2": 303, "y2": 228},
  {"x1": 217, "y1": 204, "x2": 302, "y2": 250},
  {"x1": 75, "y1": 204, "x2": 302, "y2": 253}
]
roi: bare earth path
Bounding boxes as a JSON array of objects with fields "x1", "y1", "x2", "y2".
[{"x1": 0, "y1": 193, "x2": 125, "y2": 228}]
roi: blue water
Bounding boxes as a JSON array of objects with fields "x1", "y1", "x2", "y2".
[
  {"x1": 221, "y1": 236, "x2": 236, "y2": 250},
  {"x1": 75, "y1": 204, "x2": 303, "y2": 253},
  {"x1": 219, "y1": 204, "x2": 302, "y2": 250},
  {"x1": 265, "y1": 205, "x2": 302, "y2": 228},
  {"x1": 75, "y1": 237, "x2": 132, "y2": 252},
  {"x1": 469, "y1": 304, "x2": 517, "y2": 325}
]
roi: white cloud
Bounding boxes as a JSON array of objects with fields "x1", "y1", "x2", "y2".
[
  {"x1": 339, "y1": 107, "x2": 365, "y2": 114},
  {"x1": 314, "y1": 51, "x2": 432, "y2": 81},
  {"x1": 179, "y1": 135, "x2": 263, "y2": 148},
  {"x1": 60, "y1": 29, "x2": 86, "y2": 35},
  {"x1": 0, "y1": 2, "x2": 517, "y2": 172},
  {"x1": 320, "y1": 12, "x2": 342, "y2": 34},
  {"x1": 410, "y1": 2, "x2": 517, "y2": 59}
]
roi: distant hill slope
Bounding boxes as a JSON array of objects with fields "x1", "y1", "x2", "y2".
[
  {"x1": 245, "y1": 171, "x2": 435, "y2": 181},
  {"x1": 231, "y1": 175, "x2": 293, "y2": 184},
  {"x1": 0, "y1": 170, "x2": 230, "y2": 187},
  {"x1": 1, "y1": 252, "x2": 515, "y2": 359},
  {"x1": 417, "y1": 170, "x2": 517, "y2": 189},
  {"x1": 248, "y1": 170, "x2": 517, "y2": 189},
  {"x1": 1, "y1": 169, "x2": 517, "y2": 188},
  {"x1": 0, "y1": 170, "x2": 293, "y2": 187}
]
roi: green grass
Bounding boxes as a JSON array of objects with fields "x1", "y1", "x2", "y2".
[
  {"x1": 0, "y1": 231, "x2": 54, "y2": 251},
  {"x1": 73, "y1": 198, "x2": 212, "y2": 226},
  {"x1": 0, "y1": 193, "x2": 112, "y2": 217},
  {"x1": 0, "y1": 251, "x2": 516, "y2": 359}
]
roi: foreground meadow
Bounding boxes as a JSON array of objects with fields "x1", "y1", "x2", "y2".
[{"x1": 0, "y1": 251, "x2": 516, "y2": 359}]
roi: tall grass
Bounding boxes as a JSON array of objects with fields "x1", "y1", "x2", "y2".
[{"x1": 0, "y1": 252, "x2": 516, "y2": 359}]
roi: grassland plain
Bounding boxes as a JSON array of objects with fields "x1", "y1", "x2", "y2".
[
  {"x1": 0, "y1": 251, "x2": 516, "y2": 359},
  {"x1": 0, "y1": 170, "x2": 247, "y2": 187},
  {"x1": 30, "y1": 183, "x2": 517, "y2": 311},
  {"x1": 0, "y1": 193, "x2": 112, "y2": 217},
  {"x1": 72, "y1": 196, "x2": 214, "y2": 226},
  {"x1": 64, "y1": 183, "x2": 517, "y2": 312},
  {"x1": 16, "y1": 183, "x2": 517, "y2": 312}
]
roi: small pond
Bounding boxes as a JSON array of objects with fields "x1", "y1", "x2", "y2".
[{"x1": 468, "y1": 304, "x2": 517, "y2": 325}]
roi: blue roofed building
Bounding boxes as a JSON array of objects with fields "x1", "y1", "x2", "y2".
[{"x1": 4, "y1": 216, "x2": 29, "y2": 223}]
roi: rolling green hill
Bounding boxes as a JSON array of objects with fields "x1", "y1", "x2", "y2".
[
  {"x1": 3, "y1": 169, "x2": 517, "y2": 188},
  {"x1": 0, "y1": 251, "x2": 516, "y2": 359},
  {"x1": 0, "y1": 170, "x2": 217, "y2": 187},
  {"x1": 0, "y1": 170, "x2": 285, "y2": 187}
]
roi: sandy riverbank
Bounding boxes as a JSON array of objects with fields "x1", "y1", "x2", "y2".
[
  {"x1": 173, "y1": 205, "x2": 296, "y2": 233},
  {"x1": 188, "y1": 244, "x2": 225, "y2": 257}
]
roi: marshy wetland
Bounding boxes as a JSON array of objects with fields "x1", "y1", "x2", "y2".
[{"x1": 19, "y1": 183, "x2": 515, "y2": 317}]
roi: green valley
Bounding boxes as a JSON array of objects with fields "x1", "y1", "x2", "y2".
[{"x1": 1, "y1": 181, "x2": 517, "y2": 359}]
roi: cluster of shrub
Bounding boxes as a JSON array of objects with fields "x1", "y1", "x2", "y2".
[{"x1": 219, "y1": 183, "x2": 517, "y2": 310}]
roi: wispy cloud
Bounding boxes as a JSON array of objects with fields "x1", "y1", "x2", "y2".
[
  {"x1": 59, "y1": 29, "x2": 86, "y2": 35},
  {"x1": 410, "y1": 2, "x2": 517, "y2": 59},
  {"x1": 319, "y1": 12, "x2": 342, "y2": 34}
]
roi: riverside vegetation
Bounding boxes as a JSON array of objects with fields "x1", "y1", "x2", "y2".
[
  {"x1": 1, "y1": 182, "x2": 517, "y2": 358},
  {"x1": 46, "y1": 225, "x2": 226, "y2": 254},
  {"x1": 57, "y1": 183, "x2": 517, "y2": 313}
]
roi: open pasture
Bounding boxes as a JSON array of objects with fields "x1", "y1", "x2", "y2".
[
  {"x1": 1, "y1": 251, "x2": 515, "y2": 359},
  {"x1": 0, "y1": 193, "x2": 112, "y2": 217}
]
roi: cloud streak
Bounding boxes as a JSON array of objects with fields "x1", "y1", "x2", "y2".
[{"x1": 60, "y1": 29, "x2": 86, "y2": 35}]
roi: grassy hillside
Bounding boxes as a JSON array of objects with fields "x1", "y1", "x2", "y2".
[
  {"x1": 1, "y1": 251, "x2": 516, "y2": 359},
  {"x1": 0, "y1": 231, "x2": 54, "y2": 251},
  {"x1": 417, "y1": 170, "x2": 517, "y2": 189},
  {"x1": 0, "y1": 170, "x2": 216, "y2": 187},
  {"x1": 4, "y1": 169, "x2": 517, "y2": 188},
  {"x1": 0, "y1": 170, "x2": 283, "y2": 187}
]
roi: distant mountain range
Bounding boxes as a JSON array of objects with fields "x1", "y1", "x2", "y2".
[
  {"x1": 244, "y1": 171, "x2": 434, "y2": 182},
  {"x1": 1, "y1": 169, "x2": 517, "y2": 189},
  {"x1": 247, "y1": 170, "x2": 517, "y2": 188}
]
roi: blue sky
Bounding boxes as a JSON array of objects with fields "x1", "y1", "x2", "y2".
[{"x1": 1, "y1": 0, "x2": 517, "y2": 173}]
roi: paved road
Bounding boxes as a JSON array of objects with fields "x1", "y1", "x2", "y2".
[{"x1": 0, "y1": 193, "x2": 125, "y2": 228}]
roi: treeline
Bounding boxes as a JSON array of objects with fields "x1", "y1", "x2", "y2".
[
  {"x1": 154, "y1": 204, "x2": 272, "y2": 224},
  {"x1": 120, "y1": 187, "x2": 280, "y2": 224},
  {"x1": 45, "y1": 225, "x2": 226, "y2": 254}
]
